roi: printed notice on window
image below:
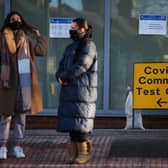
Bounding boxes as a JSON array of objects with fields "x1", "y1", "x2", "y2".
[
  {"x1": 49, "y1": 18, "x2": 72, "y2": 38},
  {"x1": 139, "y1": 15, "x2": 167, "y2": 35}
]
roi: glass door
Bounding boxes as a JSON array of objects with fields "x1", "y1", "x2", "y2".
[{"x1": 48, "y1": 0, "x2": 105, "y2": 110}]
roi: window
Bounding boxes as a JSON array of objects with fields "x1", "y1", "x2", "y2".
[
  {"x1": 48, "y1": 0, "x2": 105, "y2": 109},
  {"x1": 110, "y1": 0, "x2": 168, "y2": 113}
]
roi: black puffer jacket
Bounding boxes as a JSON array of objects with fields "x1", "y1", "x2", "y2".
[{"x1": 56, "y1": 40, "x2": 97, "y2": 133}]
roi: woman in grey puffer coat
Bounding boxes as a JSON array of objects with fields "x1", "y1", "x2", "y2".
[{"x1": 56, "y1": 18, "x2": 97, "y2": 164}]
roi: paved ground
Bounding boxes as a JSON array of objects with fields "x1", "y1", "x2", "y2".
[{"x1": 1, "y1": 129, "x2": 168, "y2": 168}]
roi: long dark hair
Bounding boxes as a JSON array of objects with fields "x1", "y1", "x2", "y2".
[
  {"x1": 72, "y1": 18, "x2": 93, "y2": 63},
  {"x1": 1, "y1": 11, "x2": 38, "y2": 37}
]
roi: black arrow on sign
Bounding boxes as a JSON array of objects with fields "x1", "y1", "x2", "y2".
[{"x1": 157, "y1": 98, "x2": 168, "y2": 107}]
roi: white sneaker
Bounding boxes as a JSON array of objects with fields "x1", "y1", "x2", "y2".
[
  {"x1": 13, "y1": 146, "x2": 25, "y2": 158},
  {"x1": 0, "y1": 147, "x2": 7, "y2": 160}
]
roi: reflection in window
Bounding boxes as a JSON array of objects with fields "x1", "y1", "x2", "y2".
[
  {"x1": 49, "y1": 0, "x2": 58, "y2": 7},
  {"x1": 49, "y1": 0, "x2": 83, "y2": 11}
]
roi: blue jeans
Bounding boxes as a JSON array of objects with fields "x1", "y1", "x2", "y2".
[{"x1": 0, "y1": 112, "x2": 26, "y2": 144}]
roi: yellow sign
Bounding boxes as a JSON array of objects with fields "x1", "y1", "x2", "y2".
[{"x1": 133, "y1": 63, "x2": 168, "y2": 109}]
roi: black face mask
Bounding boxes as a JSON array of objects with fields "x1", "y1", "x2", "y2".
[
  {"x1": 9, "y1": 21, "x2": 23, "y2": 30},
  {"x1": 69, "y1": 30, "x2": 85, "y2": 41}
]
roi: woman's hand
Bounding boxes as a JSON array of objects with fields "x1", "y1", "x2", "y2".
[
  {"x1": 58, "y1": 78, "x2": 63, "y2": 85},
  {"x1": 17, "y1": 36, "x2": 25, "y2": 48},
  {"x1": 34, "y1": 29, "x2": 40, "y2": 37},
  {"x1": 58, "y1": 78, "x2": 68, "y2": 86}
]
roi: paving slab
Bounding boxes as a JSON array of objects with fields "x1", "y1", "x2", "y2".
[{"x1": 1, "y1": 129, "x2": 168, "y2": 168}]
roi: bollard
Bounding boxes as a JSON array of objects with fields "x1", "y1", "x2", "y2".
[{"x1": 124, "y1": 87, "x2": 144, "y2": 130}]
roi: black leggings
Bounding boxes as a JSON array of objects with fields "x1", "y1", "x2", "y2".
[{"x1": 69, "y1": 131, "x2": 88, "y2": 142}]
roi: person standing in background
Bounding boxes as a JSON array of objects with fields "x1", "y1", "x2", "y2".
[
  {"x1": 0, "y1": 11, "x2": 47, "y2": 159},
  {"x1": 56, "y1": 18, "x2": 97, "y2": 164}
]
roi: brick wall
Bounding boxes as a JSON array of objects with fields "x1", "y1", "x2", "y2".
[{"x1": 26, "y1": 116, "x2": 168, "y2": 129}]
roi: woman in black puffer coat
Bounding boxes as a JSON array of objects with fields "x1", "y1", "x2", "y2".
[{"x1": 56, "y1": 18, "x2": 97, "y2": 164}]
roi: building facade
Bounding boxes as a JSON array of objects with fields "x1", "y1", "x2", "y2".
[{"x1": 1, "y1": 0, "x2": 168, "y2": 128}]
